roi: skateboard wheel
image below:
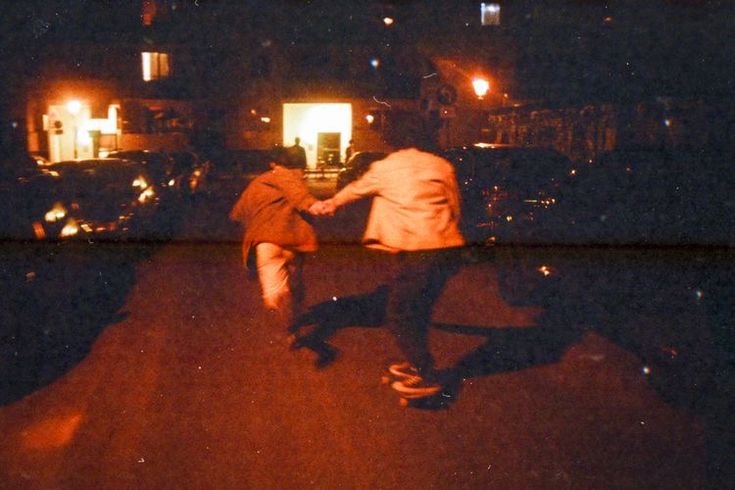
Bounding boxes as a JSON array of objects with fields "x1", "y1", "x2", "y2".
[
  {"x1": 380, "y1": 375, "x2": 391, "y2": 385},
  {"x1": 399, "y1": 397, "x2": 408, "y2": 407}
]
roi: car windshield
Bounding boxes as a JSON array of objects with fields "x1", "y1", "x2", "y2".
[{"x1": 48, "y1": 161, "x2": 147, "y2": 195}]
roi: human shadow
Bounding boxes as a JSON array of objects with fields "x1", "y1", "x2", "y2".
[
  {"x1": 0, "y1": 242, "x2": 147, "y2": 405},
  {"x1": 291, "y1": 286, "x2": 389, "y2": 368},
  {"x1": 291, "y1": 284, "x2": 579, "y2": 392}
]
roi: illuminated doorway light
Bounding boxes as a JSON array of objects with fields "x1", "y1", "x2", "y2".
[{"x1": 283, "y1": 103, "x2": 352, "y2": 169}]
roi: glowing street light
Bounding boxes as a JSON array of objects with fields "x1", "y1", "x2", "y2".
[{"x1": 472, "y1": 78, "x2": 490, "y2": 99}]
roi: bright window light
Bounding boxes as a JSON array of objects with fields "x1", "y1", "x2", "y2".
[
  {"x1": 481, "y1": 3, "x2": 501, "y2": 26},
  {"x1": 142, "y1": 52, "x2": 170, "y2": 81}
]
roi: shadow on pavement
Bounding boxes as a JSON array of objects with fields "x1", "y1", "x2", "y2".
[
  {"x1": 492, "y1": 245, "x2": 735, "y2": 489},
  {"x1": 0, "y1": 241, "x2": 151, "y2": 405},
  {"x1": 292, "y1": 249, "x2": 733, "y2": 484},
  {"x1": 291, "y1": 286, "x2": 388, "y2": 368}
]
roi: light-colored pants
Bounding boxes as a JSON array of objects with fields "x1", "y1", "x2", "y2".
[{"x1": 255, "y1": 243, "x2": 304, "y2": 330}]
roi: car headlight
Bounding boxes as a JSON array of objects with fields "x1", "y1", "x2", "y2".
[
  {"x1": 60, "y1": 218, "x2": 79, "y2": 237},
  {"x1": 44, "y1": 202, "x2": 67, "y2": 222},
  {"x1": 537, "y1": 265, "x2": 556, "y2": 277},
  {"x1": 138, "y1": 186, "x2": 156, "y2": 203},
  {"x1": 133, "y1": 176, "x2": 149, "y2": 190}
]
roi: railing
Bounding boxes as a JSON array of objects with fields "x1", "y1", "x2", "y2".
[{"x1": 304, "y1": 166, "x2": 341, "y2": 180}]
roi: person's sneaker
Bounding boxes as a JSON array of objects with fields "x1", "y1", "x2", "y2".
[
  {"x1": 388, "y1": 361, "x2": 420, "y2": 380},
  {"x1": 391, "y1": 375, "x2": 442, "y2": 398}
]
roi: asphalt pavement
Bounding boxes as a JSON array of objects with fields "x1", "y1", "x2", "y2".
[{"x1": 0, "y1": 185, "x2": 729, "y2": 489}]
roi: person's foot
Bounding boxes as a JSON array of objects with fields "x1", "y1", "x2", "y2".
[
  {"x1": 388, "y1": 361, "x2": 420, "y2": 380},
  {"x1": 313, "y1": 344, "x2": 339, "y2": 369},
  {"x1": 390, "y1": 372, "x2": 442, "y2": 398}
]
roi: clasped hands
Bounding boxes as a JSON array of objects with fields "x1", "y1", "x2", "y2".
[{"x1": 308, "y1": 199, "x2": 337, "y2": 216}]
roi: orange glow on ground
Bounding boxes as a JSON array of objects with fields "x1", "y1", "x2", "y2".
[{"x1": 21, "y1": 414, "x2": 84, "y2": 450}]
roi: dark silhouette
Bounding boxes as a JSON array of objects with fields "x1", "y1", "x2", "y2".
[
  {"x1": 344, "y1": 139, "x2": 354, "y2": 164},
  {"x1": 287, "y1": 137, "x2": 307, "y2": 168}
]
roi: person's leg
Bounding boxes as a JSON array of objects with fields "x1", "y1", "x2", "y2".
[
  {"x1": 255, "y1": 243, "x2": 297, "y2": 332},
  {"x1": 387, "y1": 250, "x2": 460, "y2": 378},
  {"x1": 287, "y1": 252, "x2": 305, "y2": 325},
  {"x1": 386, "y1": 252, "x2": 437, "y2": 377}
]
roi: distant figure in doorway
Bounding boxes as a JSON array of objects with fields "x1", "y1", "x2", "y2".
[
  {"x1": 344, "y1": 139, "x2": 355, "y2": 165},
  {"x1": 229, "y1": 147, "x2": 326, "y2": 344},
  {"x1": 287, "y1": 137, "x2": 307, "y2": 169}
]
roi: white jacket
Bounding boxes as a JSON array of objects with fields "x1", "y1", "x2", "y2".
[{"x1": 332, "y1": 148, "x2": 465, "y2": 252}]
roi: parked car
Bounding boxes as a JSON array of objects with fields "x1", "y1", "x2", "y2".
[
  {"x1": 1, "y1": 153, "x2": 53, "y2": 240},
  {"x1": 105, "y1": 150, "x2": 183, "y2": 201},
  {"x1": 25, "y1": 158, "x2": 161, "y2": 242},
  {"x1": 31, "y1": 154, "x2": 51, "y2": 166},
  {"x1": 538, "y1": 146, "x2": 735, "y2": 246},
  {"x1": 167, "y1": 150, "x2": 212, "y2": 198},
  {"x1": 442, "y1": 143, "x2": 576, "y2": 245},
  {"x1": 336, "y1": 151, "x2": 386, "y2": 190},
  {"x1": 207, "y1": 149, "x2": 272, "y2": 206}
]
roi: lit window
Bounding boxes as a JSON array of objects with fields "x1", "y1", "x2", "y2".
[
  {"x1": 142, "y1": 0, "x2": 156, "y2": 26},
  {"x1": 141, "y1": 52, "x2": 170, "y2": 81},
  {"x1": 481, "y1": 3, "x2": 500, "y2": 26}
]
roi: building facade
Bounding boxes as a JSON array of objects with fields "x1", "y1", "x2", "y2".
[{"x1": 8, "y1": 1, "x2": 733, "y2": 166}]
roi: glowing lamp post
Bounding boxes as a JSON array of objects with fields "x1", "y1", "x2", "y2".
[
  {"x1": 472, "y1": 78, "x2": 490, "y2": 99},
  {"x1": 66, "y1": 100, "x2": 81, "y2": 159}
]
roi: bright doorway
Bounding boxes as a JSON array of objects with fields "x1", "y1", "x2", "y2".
[{"x1": 283, "y1": 103, "x2": 352, "y2": 169}]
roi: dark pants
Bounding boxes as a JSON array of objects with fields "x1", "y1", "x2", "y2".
[{"x1": 385, "y1": 249, "x2": 461, "y2": 377}]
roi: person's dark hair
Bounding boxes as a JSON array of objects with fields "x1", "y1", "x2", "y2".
[
  {"x1": 270, "y1": 146, "x2": 305, "y2": 169},
  {"x1": 382, "y1": 110, "x2": 438, "y2": 151},
  {"x1": 269, "y1": 147, "x2": 292, "y2": 167}
]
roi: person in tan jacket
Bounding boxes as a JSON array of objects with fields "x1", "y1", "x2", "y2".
[
  {"x1": 321, "y1": 110, "x2": 466, "y2": 397},
  {"x1": 230, "y1": 147, "x2": 325, "y2": 341}
]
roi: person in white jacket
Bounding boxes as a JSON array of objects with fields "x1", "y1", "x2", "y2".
[{"x1": 322, "y1": 110, "x2": 466, "y2": 397}]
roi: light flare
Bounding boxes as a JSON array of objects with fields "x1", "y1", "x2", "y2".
[
  {"x1": 138, "y1": 187, "x2": 156, "y2": 203},
  {"x1": 44, "y1": 202, "x2": 67, "y2": 223},
  {"x1": 60, "y1": 218, "x2": 79, "y2": 237},
  {"x1": 21, "y1": 414, "x2": 84, "y2": 450}
]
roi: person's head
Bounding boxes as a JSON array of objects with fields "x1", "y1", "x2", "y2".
[
  {"x1": 270, "y1": 146, "x2": 304, "y2": 169},
  {"x1": 382, "y1": 110, "x2": 438, "y2": 151},
  {"x1": 294, "y1": 137, "x2": 301, "y2": 146}
]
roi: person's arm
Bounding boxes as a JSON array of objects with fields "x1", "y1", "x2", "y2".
[
  {"x1": 329, "y1": 164, "x2": 382, "y2": 209},
  {"x1": 446, "y1": 168, "x2": 463, "y2": 222},
  {"x1": 275, "y1": 168, "x2": 318, "y2": 212}
]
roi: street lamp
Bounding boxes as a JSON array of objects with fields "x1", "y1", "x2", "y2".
[
  {"x1": 472, "y1": 78, "x2": 490, "y2": 99},
  {"x1": 66, "y1": 100, "x2": 81, "y2": 159}
]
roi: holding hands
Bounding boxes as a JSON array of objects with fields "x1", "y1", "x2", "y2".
[{"x1": 308, "y1": 199, "x2": 337, "y2": 216}]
